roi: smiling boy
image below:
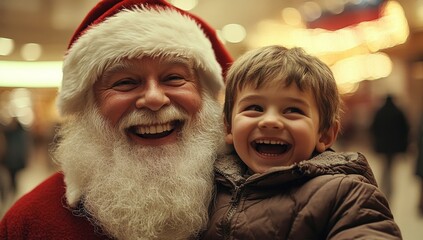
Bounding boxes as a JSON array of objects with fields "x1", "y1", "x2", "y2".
[{"x1": 202, "y1": 45, "x2": 402, "y2": 239}]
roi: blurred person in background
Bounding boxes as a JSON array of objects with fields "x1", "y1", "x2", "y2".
[
  {"x1": 0, "y1": 0, "x2": 232, "y2": 239},
  {"x1": 370, "y1": 94, "x2": 410, "y2": 200},
  {"x1": 0, "y1": 127, "x2": 10, "y2": 216},
  {"x1": 0, "y1": 117, "x2": 30, "y2": 195},
  {"x1": 416, "y1": 108, "x2": 423, "y2": 215}
]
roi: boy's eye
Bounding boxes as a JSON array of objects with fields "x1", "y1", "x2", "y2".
[
  {"x1": 244, "y1": 105, "x2": 263, "y2": 112},
  {"x1": 285, "y1": 107, "x2": 304, "y2": 115}
]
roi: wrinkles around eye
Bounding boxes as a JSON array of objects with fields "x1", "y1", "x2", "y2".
[
  {"x1": 162, "y1": 77, "x2": 187, "y2": 87},
  {"x1": 112, "y1": 79, "x2": 139, "y2": 91}
]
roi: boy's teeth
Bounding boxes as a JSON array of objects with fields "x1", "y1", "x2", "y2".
[{"x1": 256, "y1": 139, "x2": 283, "y2": 145}]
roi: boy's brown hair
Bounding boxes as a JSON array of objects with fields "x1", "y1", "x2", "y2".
[{"x1": 224, "y1": 45, "x2": 342, "y2": 133}]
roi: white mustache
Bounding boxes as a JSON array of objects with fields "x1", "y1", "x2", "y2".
[{"x1": 118, "y1": 105, "x2": 189, "y2": 132}]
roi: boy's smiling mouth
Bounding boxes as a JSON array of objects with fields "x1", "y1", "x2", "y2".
[{"x1": 251, "y1": 139, "x2": 292, "y2": 156}]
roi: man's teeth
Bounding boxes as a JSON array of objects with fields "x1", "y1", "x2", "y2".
[
  {"x1": 255, "y1": 139, "x2": 284, "y2": 145},
  {"x1": 136, "y1": 123, "x2": 173, "y2": 134}
]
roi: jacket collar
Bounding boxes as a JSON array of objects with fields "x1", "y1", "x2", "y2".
[{"x1": 214, "y1": 151, "x2": 378, "y2": 187}]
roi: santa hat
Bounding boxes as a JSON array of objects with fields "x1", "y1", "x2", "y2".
[{"x1": 58, "y1": 0, "x2": 232, "y2": 116}]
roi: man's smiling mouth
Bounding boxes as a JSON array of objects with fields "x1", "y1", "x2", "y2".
[
  {"x1": 128, "y1": 120, "x2": 181, "y2": 139},
  {"x1": 251, "y1": 139, "x2": 292, "y2": 156}
]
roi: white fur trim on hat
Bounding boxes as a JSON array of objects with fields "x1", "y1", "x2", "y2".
[{"x1": 58, "y1": 6, "x2": 223, "y2": 116}]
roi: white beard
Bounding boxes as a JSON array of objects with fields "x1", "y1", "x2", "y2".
[{"x1": 53, "y1": 93, "x2": 225, "y2": 240}]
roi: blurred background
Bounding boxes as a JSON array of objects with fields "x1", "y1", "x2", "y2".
[{"x1": 1, "y1": 0, "x2": 423, "y2": 239}]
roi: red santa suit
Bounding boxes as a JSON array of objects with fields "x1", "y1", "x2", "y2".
[{"x1": 0, "y1": 173, "x2": 109, "y2": 239}]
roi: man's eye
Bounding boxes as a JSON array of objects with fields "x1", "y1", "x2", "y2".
[
  {"x1": 244, "y1": 105, "x2": 263, "y2": 112},
  {"x1": 111, "y1": 79, "x2": 138, "y2": 91},
  {"x1": 163, "y1": 75, "x2": 186, "y2": 86},
  {"x1": 167, "y1": 75, "x2": 183, "y2": 80}
]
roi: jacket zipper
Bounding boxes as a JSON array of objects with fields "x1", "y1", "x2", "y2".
[{"x1": 222, "y1": 183, "x2": 244, "y2": 240}]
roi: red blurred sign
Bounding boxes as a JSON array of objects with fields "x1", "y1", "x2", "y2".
[{"x1": 306, "y1": 0, "x2": 386, "y2": 31}]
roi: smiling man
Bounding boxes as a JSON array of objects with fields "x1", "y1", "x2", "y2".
[{"x1": 0, "y1": 0, "x2": 232, "y2": 239}]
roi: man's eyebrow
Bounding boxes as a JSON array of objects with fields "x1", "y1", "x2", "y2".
[
  {"x1": 162, "y1": 57, "x2": 197, "y2": 77},
  {"x1": 161, "y1": 57, "x2": 196, "y2": 72},
  {"x1": 162, "y1": 56, "x2": 191, "y2": 66},
  {"x1": 101, "y1": 61, "x2": 135, "y2": 79},
  {"x1": 103, "y1": 61, "x2": 135, "y2": 75}
]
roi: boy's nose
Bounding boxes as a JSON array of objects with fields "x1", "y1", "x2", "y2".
[
  {"x1": 258, "y1": 112, "x2": 284, "y2": 129},
  {"x1": 135, "y1": 81, "x2": 170, "y2": 111}
]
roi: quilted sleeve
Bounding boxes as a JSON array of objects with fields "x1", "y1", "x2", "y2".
[{"x1": 327, "y1": 175, "x2": 402, "y2": 240}]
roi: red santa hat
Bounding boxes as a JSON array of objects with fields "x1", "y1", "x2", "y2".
[{"x1": 58, "y1": 0, "x2": 232, "y2": 116}]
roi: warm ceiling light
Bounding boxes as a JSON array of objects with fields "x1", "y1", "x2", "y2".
[
  {"x1": 331, "y1": 52, "x2": 392, "y2": 84},
  {"x1": 0, "y1": 61, "x2": 62, "y2": 88},
  {"x1": 300, "y1": 1, "x2": 322, "y2": 22},
  {"x1": 282, "y1": 8, "x2": 303, "y2": 26},
  {"x1": 0, "y1": 37, "x2": 15, "y2": 56},
  {"x1": 222, "y1": 24, "x2": 246, "y2": 43},
  {"x1": 170, "y1": 0, "x2": 198, "y2": 11},
  {"x1": 21, "y1": 43, "x2": 42, "y2": 61}
]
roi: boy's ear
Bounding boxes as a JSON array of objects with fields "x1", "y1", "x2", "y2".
[
  {"x1": 316, "y1": 121, "x2": 340, "y2": 153},
  {"x1": 224, "y1": 116, "x2": 234, "y2": 145}
]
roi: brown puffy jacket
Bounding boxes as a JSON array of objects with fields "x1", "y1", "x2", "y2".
[{"x1": 202, "y1": 151, "x2": 402, "y2": 240}]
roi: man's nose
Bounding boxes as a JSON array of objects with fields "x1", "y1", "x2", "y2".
[
  {"x1": 258, "y1": 112, "x2": 284, "y2": 130},
  {"x1": 135, "y1": 81, "x2": 170, "y2": 111}
]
